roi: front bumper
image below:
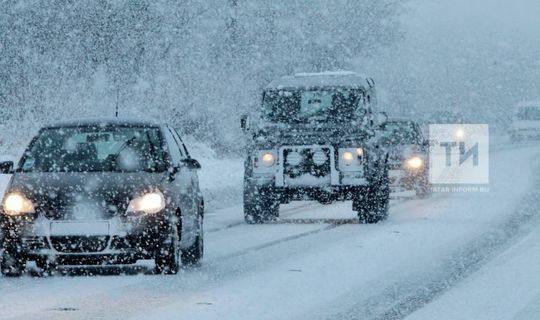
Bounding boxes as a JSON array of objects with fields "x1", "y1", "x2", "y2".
[
  {"x1": 1, "y1": 213, "x2": 172, "y2": 263},
  {"x1": 246, "y1": 180, "x2": 368, "y2": 202}
]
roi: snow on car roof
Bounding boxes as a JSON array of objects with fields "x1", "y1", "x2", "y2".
[
  {"x1": 265, "y1": 71, "x2": 371, "y2": 90},
  {"x1": 43, "y1": 117, "x2": 162, "y2": 129}
]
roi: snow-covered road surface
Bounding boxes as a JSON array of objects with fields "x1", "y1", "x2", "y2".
[{"x1": 1, "y1": 144, "x2": 540, "y2": 320}]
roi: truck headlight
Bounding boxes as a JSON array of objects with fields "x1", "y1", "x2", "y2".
[
  {"x1": 339, "y1": 148, "x2": 363, "y2": 171},
  {"x1": 2, "y1": 192, "x2": 35, "y2": 216},
  {"x1": 127, "y1": 191, "x2": 166, "y2": 214},
  {"x1": 312, "y1": 150, "x2": 328, "y2": 166},
  {"x1": 405, "y1": 156, "x2": 424, "y2": 170},
  {"x1": 253, "y1": 150, "x2": 277, "y2": 174},
  {"x1": 261, "y1": 152, "x2": 275, "y2": 167},
  {"x1": 342, "y1": 151, "x2": 354, "y2": 165}
]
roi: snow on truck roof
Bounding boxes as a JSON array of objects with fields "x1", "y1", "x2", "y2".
[
  {"x1": 43, "y1": 117, "x2": 162, "y2": 129},
  {"x1": 265, "y1": 71, "x2": 373, "y2": 90}
]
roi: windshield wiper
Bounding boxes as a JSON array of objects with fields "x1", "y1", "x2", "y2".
[{"x1": 108, "y1": 136, "x2": 137, "y2": 170}]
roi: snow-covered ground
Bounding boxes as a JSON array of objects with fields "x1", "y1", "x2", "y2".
[{"x1": 0, "y1": 142, "x2": 539, "y2": 319}]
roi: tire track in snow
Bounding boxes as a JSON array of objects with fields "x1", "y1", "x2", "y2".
[{"x1": 330, "y1": 160, "x2": 540, "y2": 320}]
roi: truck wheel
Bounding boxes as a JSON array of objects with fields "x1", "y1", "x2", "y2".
[
  {"x1": 1, "y1": 250, "x2": 26, "y2": 277},
  {"x1": 35, "y1": 257, "x2": 58, "y2": 276},
  {"x1": 155, "y1": 224, "x2": 180, "y2": 275},
  {"x1": 181, "y1": 215, "x2": 204, "y2": 266},
  {"x1": 354, "y1": 174, "x2": 390, "y2": 224},
  {"x1": 244, "y1": 187, "x2": 279, "y2": 224}
]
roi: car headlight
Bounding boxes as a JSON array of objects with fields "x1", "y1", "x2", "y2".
[
  {"x1": 2, "y1": 192, "x2": 35, "y2": 216},
  {"x1": 405, "y1": 156, "x2": 424, "y2": 170},
  {"x1": 127, "y1": 191, "x2": 166, "y2": 214}
]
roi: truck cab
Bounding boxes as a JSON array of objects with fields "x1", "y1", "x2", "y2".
[{"x1": 241, "y1": 71, "x2": 390, "y2": 224}]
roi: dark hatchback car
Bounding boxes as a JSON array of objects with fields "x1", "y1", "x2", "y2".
[{"x1": 0, "y1": 119, "x2": 204, "y2": 276}]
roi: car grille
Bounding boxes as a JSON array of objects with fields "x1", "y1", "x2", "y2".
[
  {"x1": 283, "y1": 147, "x2": 332, "y2": 178},
  {"x1": 39, "y1": 205, "x2": 118, "y2": 220},
  {"x1": 50, "y1": 236, "x2": 109, "y2": 253}
]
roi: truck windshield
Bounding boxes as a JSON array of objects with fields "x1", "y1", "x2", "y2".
[
  {"x1": 19, "y1": 126, "x2": 166, "y2": 173},
  {"x1": 516, "y1": 106, "x2": 540, "y2": 121},
  {"x1": 263, "y1": 89, "x2": 365, "y2": 123}
]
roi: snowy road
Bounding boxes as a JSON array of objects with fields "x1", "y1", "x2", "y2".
[{"x1": 1, "y1": 144, "x2": 540, "y2": 320}]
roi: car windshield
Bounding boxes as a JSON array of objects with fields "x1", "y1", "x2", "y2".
[
  {"x1": 19, "y1": 126, "x2": 166, "y2": 173},
  {"x1": 381, "y1": 121, "x2": 419, "y2": 145},
  {"x1": 262, "y1": 88, "x2": 365, "y2": 123},
  {"x1": 516, "y1": 106, "x2": 540, "y2": 121}
]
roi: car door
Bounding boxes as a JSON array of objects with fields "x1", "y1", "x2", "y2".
[
  {"x1": 162, "y1": 125, "x2": 193, "y2": 207},
  {"x1": 170, "y1": 128, "x2": 200, "y2": 194},
  {"x1": 163, "y1": 126, "x2": 198, "y2": 247}
]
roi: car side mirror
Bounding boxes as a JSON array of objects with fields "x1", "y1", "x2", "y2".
[
  {"x1": 0, "y1": 161, "x2": 13, "y2": 174},
  {"x1": 240, "y1": 114, "x2": 250, "y2": 132},
  {"x1": 181, "y1": 158, "x2": 201, "y2": 170}
]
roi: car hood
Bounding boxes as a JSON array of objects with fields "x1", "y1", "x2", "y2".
[{"x1": 5, "y1": 172, "x2": 167, "y2": 220}]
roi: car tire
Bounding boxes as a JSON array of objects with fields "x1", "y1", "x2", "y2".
[
  {"x1": 354, "y1": 168, "x2": 390, "y2": 224},
  {"x1": 155, "y1": 224, "x2": 180, "y2": 275},
  {"x1": 244, "y1": 187, "x2": 279, "y2": 224},
  {"x1": 1, "y1": 249, "x2": 26, "y2": 277},
  {"x1": 181, "y1": 215, "x2": 204, "y2": 266}
]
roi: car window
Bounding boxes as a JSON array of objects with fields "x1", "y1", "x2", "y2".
[
  {"x1": 19, "y1": 126, "x2": 166, "y2": 173},
  {"x1": 162, "y1": 127, "x2": 183, "y2": 165}
]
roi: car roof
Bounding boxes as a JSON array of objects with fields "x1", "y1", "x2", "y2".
[
  {"x1": 43, "y1": 117, "x2": 163, "y2": 129},
  {"x1": 264, "y1": 71, "x2": 371, "y2": 91}
]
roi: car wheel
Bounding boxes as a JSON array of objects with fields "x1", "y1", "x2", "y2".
[
  {"x1": 1, "y1": 249, "x2": 26, "y2": 277},
  {"x1": 244, "y1": 187, "x2": 279, "y2": 224},
  {"x1": 181, "y1": 215, "x2": 204, "y2": 266},
  {"x1": 155, "y1": 224, "x2": 180, "y2": 275}
]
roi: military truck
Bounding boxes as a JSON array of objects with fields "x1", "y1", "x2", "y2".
[{"x1": 241, "y1": 71, "x2": 390, "y2": 224}]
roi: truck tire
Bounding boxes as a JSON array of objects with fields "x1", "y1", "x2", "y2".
[
  {"x1": 354, "y1": 169, "x2": 390, "y2": 224},
  {"x1": 244, "y1": 186, "x2": 279, "y2": 224}
]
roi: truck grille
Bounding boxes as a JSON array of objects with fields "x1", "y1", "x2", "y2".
[{"x1": 282, "y1": 147, "x2": 332, "y2": 185}]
